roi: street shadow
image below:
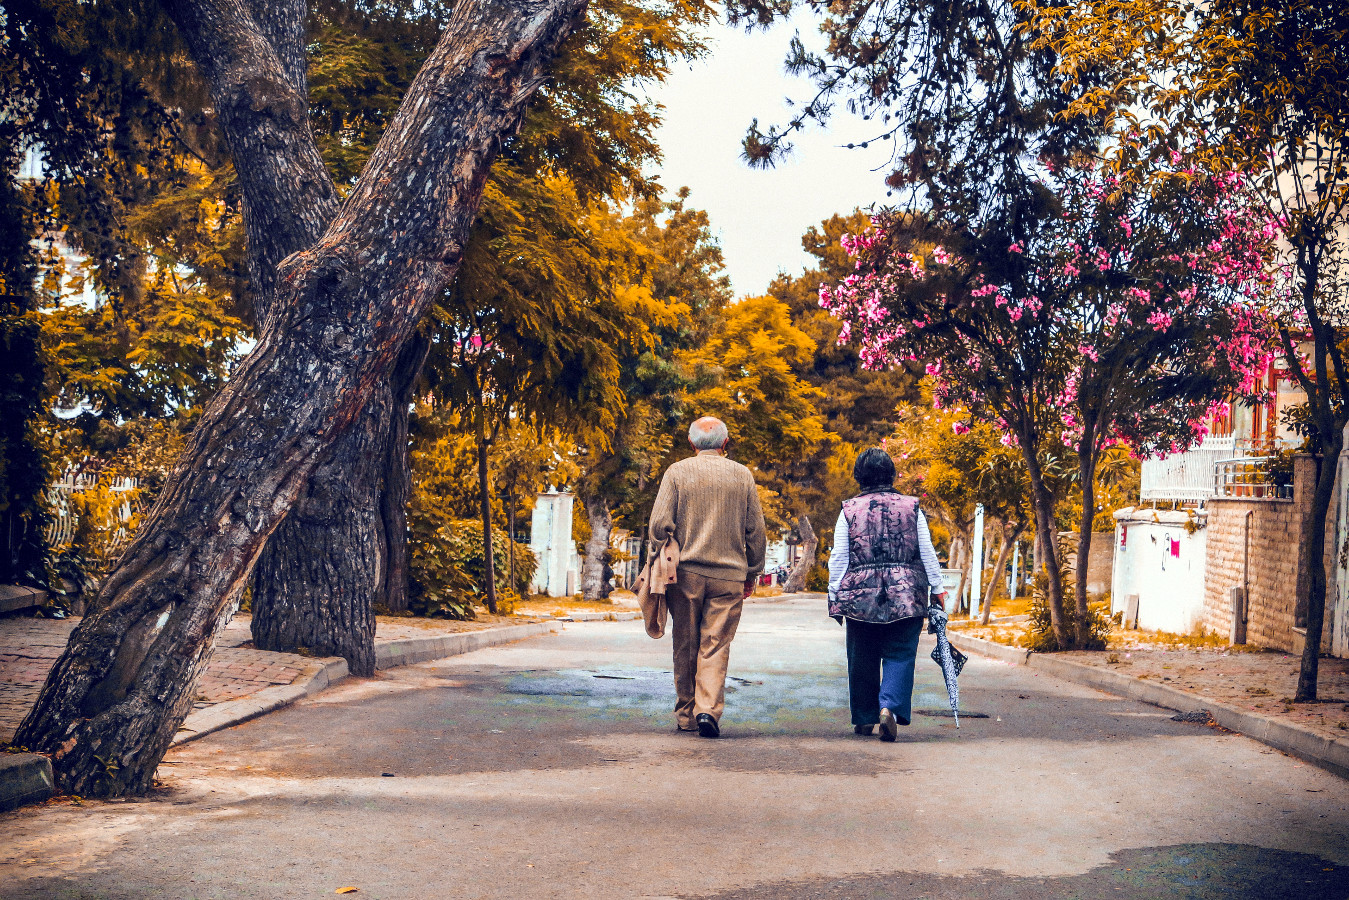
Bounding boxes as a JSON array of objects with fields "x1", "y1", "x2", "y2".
[
  {"x1": 162, "y1": 662, "x2": 1242, "y2": 781},
  {"x1": 681, "y1": 842, "x2": 1349, "y2": 900}
]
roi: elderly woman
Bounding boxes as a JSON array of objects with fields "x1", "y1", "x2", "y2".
[{"x1": 827, "y1": 447, "x2": 948, "y2": 741}]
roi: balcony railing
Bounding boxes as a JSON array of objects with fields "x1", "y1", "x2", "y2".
[
  {"x1": 1139, "y1": 435, "x2": 1236, "y2": 503},
  {"x1": 1214, "y1": 456, "x2": 1294, "y2": 500}
]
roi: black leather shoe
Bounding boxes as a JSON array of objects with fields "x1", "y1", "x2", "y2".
[
  {"x1": 695, "y1": 713, "x2": 720, "y2": 738},
  {"x1": 854, "y1": 724, "x2": 875, "y2": 735}
]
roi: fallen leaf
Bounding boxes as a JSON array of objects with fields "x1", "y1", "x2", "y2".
[{"x1": 336, "y1": 888, "x2": 359, "y2": 894}]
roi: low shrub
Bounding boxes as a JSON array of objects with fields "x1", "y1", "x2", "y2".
[
  {"x1": 408, "y1": 517, "x2": 536, "y2": 619},
  {"x1": 1024, "y1": 567, "x2": 1112, "y2": 652}
]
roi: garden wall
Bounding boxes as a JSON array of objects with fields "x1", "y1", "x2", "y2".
[{"x1": 1204, "y1": 455, "x2": 1335, "y2": 653}]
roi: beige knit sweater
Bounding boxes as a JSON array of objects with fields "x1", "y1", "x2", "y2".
[{"x1": 648, "y1": 451, "x2": 767, "y2": 582}]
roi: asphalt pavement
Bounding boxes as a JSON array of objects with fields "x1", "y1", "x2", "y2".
[{"x1": 1, "y1": 596, "x2": 1346, "y2": 899}]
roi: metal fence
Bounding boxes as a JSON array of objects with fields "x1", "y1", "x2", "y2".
[
  {"x1": 1139, "y1": 435, "x2": 1237, "y2": 503},
  {"x1": 44, "y1": 473, "x2": 140, "y2": 549},
  {"x1": 1214, "y1": 456, "x2": 1294, "y2": 500}
]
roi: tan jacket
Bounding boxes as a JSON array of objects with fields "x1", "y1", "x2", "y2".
[{"x1": 634, "y1": 537, "x2": 679, "y2": 639}]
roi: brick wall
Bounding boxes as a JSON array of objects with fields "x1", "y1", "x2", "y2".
[{"x1": 1203, "y1": 455, "x2": 1334, "y2": 652}]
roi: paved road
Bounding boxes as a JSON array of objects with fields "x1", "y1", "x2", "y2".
[{"x1": 2, "y1": 597, "x2": 1347, "y2": 899}]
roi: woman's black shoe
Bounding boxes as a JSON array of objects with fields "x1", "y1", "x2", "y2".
[
  {"x1": 695, "y1": 713, "x2": 720, "y2": 738},
  {"x1": 854, "y1": 724, "x2": 875, "y2": 735}
]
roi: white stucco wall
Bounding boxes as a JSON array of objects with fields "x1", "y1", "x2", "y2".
[{"x1": 1111, "y1": 507, "x2": 1208, "y2": 635}]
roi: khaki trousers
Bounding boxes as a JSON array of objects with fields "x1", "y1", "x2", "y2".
[{"x1": 667, "y1": 571, "x2": 744, "y2": 728}]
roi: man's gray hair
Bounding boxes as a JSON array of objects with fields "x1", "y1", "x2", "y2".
[{"x1": 689, "y1": 416, "x2": 729, "y2": 450}]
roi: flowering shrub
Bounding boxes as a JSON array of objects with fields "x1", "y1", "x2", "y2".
[
  {"x1": 821, "y1": 156, "x2": 1279, "y2": 647},
  {"x1": 820, "y1": 160, "x2": 1277, "y2": 459}
]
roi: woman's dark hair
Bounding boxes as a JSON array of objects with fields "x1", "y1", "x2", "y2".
[{"x1": 853, "y1": 447, "x2": 896, "y2": 491}]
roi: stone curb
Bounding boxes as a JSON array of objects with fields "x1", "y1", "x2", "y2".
[
  {"x1": 538, "y1": 611, "x2": 642, "y2": 623},
  {"x1": 950, "y1": 634, "x2": 1349, "y2": 780},
  {"x1": 0, "y1": 753, "x2": 54, "y2": 811},
  {"x1": 374, "y1": 621, "x2": 558, "y2": 668},
  {"x1": 171, "y1": 656, "x2": 349, "y2": 748}
]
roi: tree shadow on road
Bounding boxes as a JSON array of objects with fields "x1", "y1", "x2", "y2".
[{"x1": 687, "y1": 843, "x2": 1349, "y2": 900}]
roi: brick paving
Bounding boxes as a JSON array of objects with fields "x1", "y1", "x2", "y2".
[
  {"x1": 0, "y1": 610, "x2": 539, "y2": 744},
  {"x1": 0, "y1": 617, "x2": 310, "y2": 744}
]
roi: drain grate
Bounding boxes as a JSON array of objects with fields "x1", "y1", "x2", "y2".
[{"x1": 914, "y1": 708, "x2": 990, "y2": 719}]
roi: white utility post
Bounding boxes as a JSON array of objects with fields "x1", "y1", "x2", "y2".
[
  {"x1": 970, "y1": 504, "x2": 985, "y2": 618},
  {"x1": 1010, "y1": 541, "x2": 1019, "y2": 599}
]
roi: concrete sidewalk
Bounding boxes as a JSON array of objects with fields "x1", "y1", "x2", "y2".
[
  {"x1": 1, "y1": 611, "x2": 558, "y2": 808},
  {"x1": 951, "y1": 633, "x2": 1349, "y2": 780}
]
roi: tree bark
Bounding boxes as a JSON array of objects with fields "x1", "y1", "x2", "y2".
[
  {"x1": 251, "y1": 386, "x2": 392, "y2": 676},
  {"x1": 1022, "y1": 443, "x2": 1068, "y2": 647},
  {"x1": 474, "y1": 397, "x2": 499, "y2": 615},
  {"x1": 581, "y1": 493, "x2": 613, "y2": 600},
  {"x1": 784, "y1": 514, "x2": 817, "y2": 593},
  {"x1": 1074, "y1": 436, "x2": 1099, "y2": 647},
  {"x1": 13, "y1": 0, "x2": 588, "y2": 797},
  {"x1": 507, "y1": 490, "x2": 517, "y2": 595},
  {"x1": 1297, "y1": 439, "x2": 1340, "y2": 701},
  {"x1": 981, "y1": 521, "x2": 1020, "y2": 626},
  {"x1": 376, "y1": 334, "x2": 430, "y2": 613}
]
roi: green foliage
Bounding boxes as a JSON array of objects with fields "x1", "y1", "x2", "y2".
[
  {"x1": 1025, "y1": 568, "x2": 1112, "y2": 652},
  {"x1": 0, "y1": 140, "x2": 53, "y2": 586},
  {"x1": 806, "y1": 565, "x2": 829, "y2": 593},
  {"x1": 408, "y1": 519, "x2": 537, "y2": 619}
]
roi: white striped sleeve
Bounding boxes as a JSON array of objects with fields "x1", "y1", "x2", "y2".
[
  {"x1": 916, "y1": 511, "x2": 944, "y2": 591},
  {"x1": 827, "y1": 512, "x2": 850, "y2": 600}
]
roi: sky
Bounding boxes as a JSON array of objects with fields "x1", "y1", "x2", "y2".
[{"x1": 641, "y1": 15, "x2": 896, "y2": 298}]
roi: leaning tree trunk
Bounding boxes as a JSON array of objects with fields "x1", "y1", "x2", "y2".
[
  {"x1": 1297, "y1": 432, "x2": 1342, "y2": 701},
  {"x1": 13, "y1": 0, "x2": 587, "y2": 797},
  {"x1": 952, "y1": 526, "x2": 971, "y2": 616},
  {"x1": 580, "y1": 493, "x2": 613, "y2": 600},
  {"x1": 783, "y1": 514, "x2": 817, "y2": 593}
]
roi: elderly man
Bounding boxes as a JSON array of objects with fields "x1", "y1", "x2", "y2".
[{"x1": 648, "y1": 416, "x2": 767, "y2": 738}]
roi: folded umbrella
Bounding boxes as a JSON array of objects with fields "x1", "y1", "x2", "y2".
[{"x1": 926, "y1": 600, "x2": 968, "y2": 727}]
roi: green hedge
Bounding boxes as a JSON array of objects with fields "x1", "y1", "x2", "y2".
[{"x1": 409, "y1": 518, "x2": 536, "y2": 619}]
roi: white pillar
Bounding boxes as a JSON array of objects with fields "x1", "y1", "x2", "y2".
[
  {"x1": 971, "y1": 504, "x2": 985, "y2": 618},
  {"x1": 530, "y1": 490, "x2": 576, "y2": 597},
  {"x1": 1010, "y1": 541, "x2": 1019, "y2": 599}
]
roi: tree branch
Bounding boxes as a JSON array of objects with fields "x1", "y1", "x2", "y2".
[{"x1": 167, "y1": 0, "x2": 340, "y2": 322}]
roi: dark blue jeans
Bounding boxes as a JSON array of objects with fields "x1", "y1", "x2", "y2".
[{"x1": 845, "y1": 616, "x2": 924, "y2": 727}]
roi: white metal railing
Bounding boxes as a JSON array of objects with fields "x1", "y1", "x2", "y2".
[
  {"x1": 1214, "y1": 456, "x2": 1294, "y2": 500},
  {"x1": 1139, "y1": 435, "x2": 1236, "y2": 502},
  {"x1": 44, "y1": 472, "x2": 140, "y2": 549}
]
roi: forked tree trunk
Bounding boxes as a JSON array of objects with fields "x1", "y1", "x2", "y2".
[
  {"x1": 581, "y1": 493, "x2": 613, "y2": 600},
  {"x1": 784, "y1": 514, "x2": 817, "y2": 593},
  {"x1": 980, "y1": 521, "x2": 1020, "y2": 626},
  {"x1": 13, "y1": 0, "x2": 587, "y2": 797}
]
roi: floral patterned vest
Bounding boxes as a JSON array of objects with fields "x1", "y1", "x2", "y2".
[{"x1": 830, "y1": 492, "x2": 930, "y2": 623}]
